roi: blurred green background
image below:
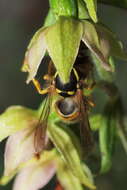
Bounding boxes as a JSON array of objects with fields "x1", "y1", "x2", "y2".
[{"x1": 0, "y1": 0, "x2": 127, "y2": 190}]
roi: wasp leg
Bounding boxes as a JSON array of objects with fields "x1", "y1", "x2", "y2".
[
  {"x1": 32, "y1": 78, "x2": 49, "y2": 95},
  {"x1": 83, "y1": 81, "x2": 96, "y2": 90},
  {"x1": 87, "y1": 99, "x2": 95, "y2": 107}
]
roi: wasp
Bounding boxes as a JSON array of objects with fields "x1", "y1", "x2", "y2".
[{"x1": 32, "y1": 43, "x2": 94, "y2": 154}]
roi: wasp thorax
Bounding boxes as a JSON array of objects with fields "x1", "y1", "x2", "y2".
[{"x1": 55, "y1": 98, "x2": 80, "y2": 121}]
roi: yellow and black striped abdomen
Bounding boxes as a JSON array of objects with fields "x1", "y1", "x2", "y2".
[{"x1": 54, "y1": 69, "x2": 79, "y2": 97}]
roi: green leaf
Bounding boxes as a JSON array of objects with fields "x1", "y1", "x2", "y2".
[
  {"x1": 95, "y1": 24, "x2": 127, "y2": 61},
  {"x1": 49, "y1": 0, "x2": 78, "y2": 18},
  {"x1": 83, "y1": 0, "x2": 98, "y2": 22},
  {"x1": 117, "y1": 124, "x2": 127, "y2": 154},
  {"x1": 45, "y1": 16, "x2": 83, "y2": 83},
  {"x1": 98, "y1": 0, "x2": 127, "y2": 10},
  {"x1": 115, "y1": 105, "x2": 127, "y2": 154},
  {"x1": 99, "y1": 102, "x2": 117, "y2": 173},
  {"x1": 0, "y1": 106, "x2": 37, "y2": 142},
  {"x1": 48, "y1": 112, "x2": 96, "y2": 190}
]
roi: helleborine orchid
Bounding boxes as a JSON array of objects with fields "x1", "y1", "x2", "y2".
[
  {"x1": 0, "y1": 104, "x2": 95, "y2": 190},
  {"x1": 22, "y1": 16, "x2": 127, "y2": 84}
]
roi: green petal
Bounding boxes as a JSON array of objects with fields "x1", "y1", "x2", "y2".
[
  {"x1": 82, "y1": 20, "x2": 112, "y2": 71},
  {"x1": 0, "y1": 106, "x2": 37, "y2": 142},
  {"x1": 83, "y1": 0, "x2": 98, "y2": 22},
  {"x1": 48, "y1": 112, "x2": 96, "y2": 190},
  {"x1": 22, "y1": 27, "x2": 47, "y2": 83},
  {"x1": 95, "y1": 24, "x2": 127, "y2": 61},
  {"x1": 45, "y1": 16, "x2": 83, "y2": 83}
]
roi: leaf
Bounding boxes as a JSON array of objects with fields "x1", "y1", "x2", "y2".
[
  {"x1": 82, "y1": 20, "x2": 112, "y2": 72},
  {"x1": 22, "y1": 27, "x2": 47, "y2": 83},
  {"x1": 83, "y1": 0, "x2": 98, "y2": 22},
  {"x1": 45, "y1": 16, "x2": 83, "y2": 83},
  {"x1": 48, "y1": 112, "x2": 96, "y2": 190},
  {"x1": 115, "y1": 104, "x2": 127, "y2": 154},
  {"x1": 0, "y1": 106, "x2": 37, "y2": 142},
  {"x1": 117, "y1": 125, "x2": 127, "y2": 154},
  {"x1": 98, "y1": 0, "x2": 127, "y2": 10},
  {"x1": 99, "y1": 102, "x2": 117, "y2": 173}
]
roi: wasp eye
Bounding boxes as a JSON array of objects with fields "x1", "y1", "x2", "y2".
[{"x1": 55, "y1": 98, "x2": 80, "y2": 120}]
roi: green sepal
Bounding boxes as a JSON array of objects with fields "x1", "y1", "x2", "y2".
[
  {"x1": 22, "y1": 26, "x2": 47, "y2": 83},
  {"x1": 82, "y1": 20, "x2": 112, "y2": 72},
  {"x1": 48, "y1": 112, "x2": 96, "y2": 190},
  {"x1": 57, "y1": 157, "x2": 83, "y2": 190},
  {"x1": 49, "y1": 0, "x2": 78, "y2": 18},
  {"x1": 83, "y1": 0, "x2": 98, "y2": 22},
  {"x1": 45, "y1": 16, "x2": 83, "y2": 83},
  {"x1": 0, "y1": 106, "x2": 37, "y2": 142}
]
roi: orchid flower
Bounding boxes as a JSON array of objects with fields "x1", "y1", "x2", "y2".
[
  {"x1": 0, "y1": 103, "x2": 95, "y2": 190},
  {"x1": 22, "y1": 15, "x2": 127, "y2": 84}
]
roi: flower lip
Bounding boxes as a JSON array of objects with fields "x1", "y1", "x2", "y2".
[{"x1": 55, "y1": 98, "x2": 80, "y2": 121}]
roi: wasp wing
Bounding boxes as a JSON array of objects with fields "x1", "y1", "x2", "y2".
[
  {"x1": 34, "y1": 93, "x2": 52, "y2": 154},
  {"x1": 76, "y1": 89, "x2": 94, "y2": 155}
]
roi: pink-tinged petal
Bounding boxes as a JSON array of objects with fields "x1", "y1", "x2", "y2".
[
  {"x1": 13, "y1": 162, "x2": 56, "y2": 190},
  {"x1": 22, "y1": 27, "x2": 47, "y2": 83},
  {"x1": 4, "y1": 128, "x2": 36, "y2": 176}
]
